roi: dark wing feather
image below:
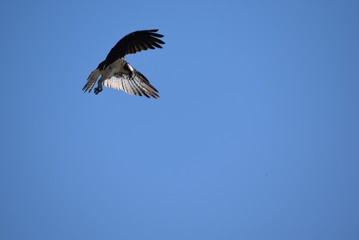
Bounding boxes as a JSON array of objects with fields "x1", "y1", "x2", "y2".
[
  {"x1": 103, "y1": 69, "x2": 159, "y2": 99},
  {"x1": 103, "y1": 29, "x2": 165, "y2": 67}
]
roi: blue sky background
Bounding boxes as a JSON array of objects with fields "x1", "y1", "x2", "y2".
[{"x1": 1, "y1": 0, "x2": 359, "y2": 239}]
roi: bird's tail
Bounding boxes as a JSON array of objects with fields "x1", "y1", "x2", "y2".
[{"x1": 83, "y1": 69, "x2": 101, "y2": 93}]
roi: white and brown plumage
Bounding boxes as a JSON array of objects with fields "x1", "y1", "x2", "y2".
[{"x1": 83, "y1": 29, "x2": 165, "y2": 98}]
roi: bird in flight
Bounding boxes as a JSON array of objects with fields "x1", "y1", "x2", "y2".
[{"x1": 83, "y1": 29, "x2": 165, "y2": 98}]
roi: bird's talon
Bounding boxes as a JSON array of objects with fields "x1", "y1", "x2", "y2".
[{"x1": 94, "y1": 87, "x2": 102, "y2": 95}]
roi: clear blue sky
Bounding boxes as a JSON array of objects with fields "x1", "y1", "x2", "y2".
[{"x1": 1, "y1": 0, "x2": 358, "y2": 239}]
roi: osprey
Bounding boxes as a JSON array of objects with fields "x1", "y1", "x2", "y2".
[{"x1": 83, "y1": 29, "x2": 165, "y2": 98}]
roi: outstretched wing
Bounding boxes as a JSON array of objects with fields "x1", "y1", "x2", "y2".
[
  {"x1": 103, "y1": 70, "x2": 159, "y2": 99},
  {"x1": 103, "y1": 29, "x2": 165, "y2": 67}
]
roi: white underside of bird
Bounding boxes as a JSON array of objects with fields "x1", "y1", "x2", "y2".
[{"x1": 84, "y1": 58, "x2": 159, "y2": 98}]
